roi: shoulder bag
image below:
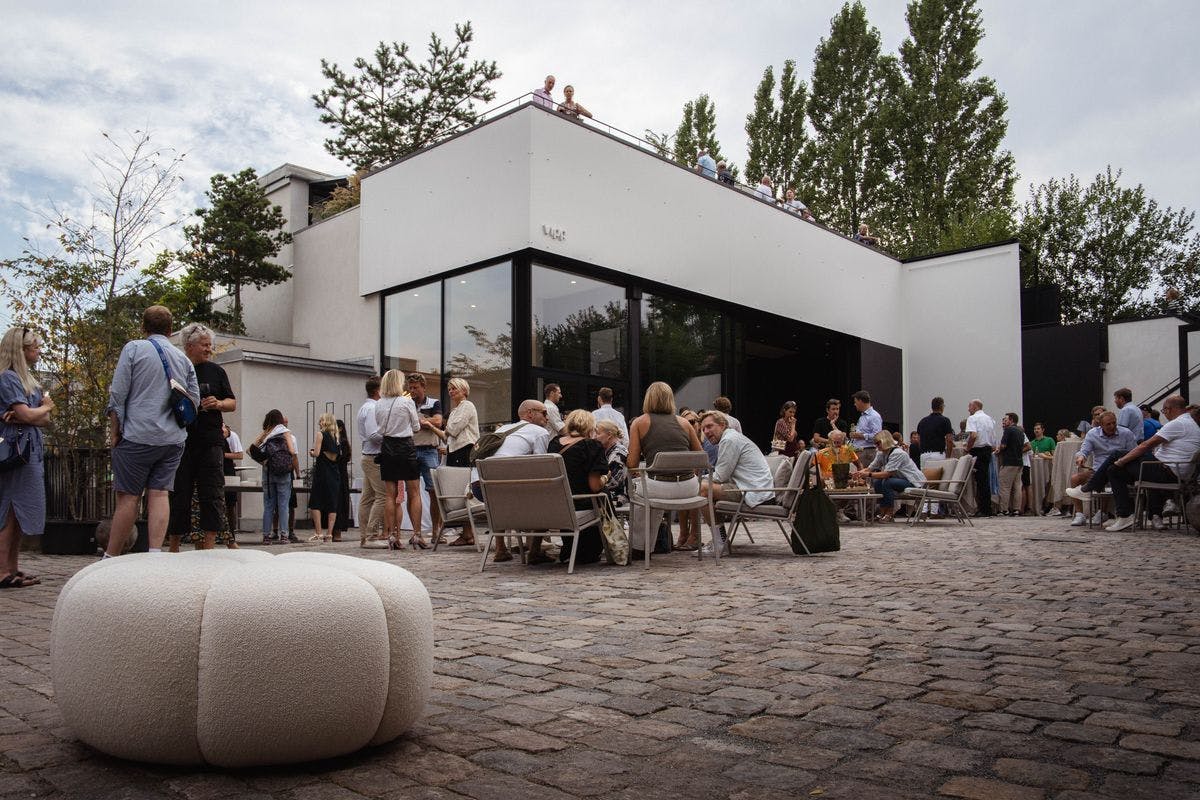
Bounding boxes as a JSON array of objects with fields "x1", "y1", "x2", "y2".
[
  {"x1": 147, "y1": 338, "x2": 197, "y2": 428},
  {"x1": 0, "y1": 426, "x2": 31, "y2": 473}
]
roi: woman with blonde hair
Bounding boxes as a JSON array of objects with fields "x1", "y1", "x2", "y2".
[
  {"x1": 540, "y1": 408, "x2": 607, "y2": 565},
  {"x1": 0, "y1": 327, "x2": 54, "y2": 587},
  {"x1": 307, "y1": 412, "x2": 342, "y2": 542},
  {"x1": 626, "y1": 381, "x2": 705, "y2": 552},
  {"x1": 443, "y1": 377, "x2": 479, "y2": 468},
  {"x1": 374, "y1": 369, "x2": 424, "y2": 549},
  {"x1": 594, "y1": 418, "x2": 629, "y2": 508},
  {"x1": 853, "y1": 430, "x2": 925, "y2": 522}
]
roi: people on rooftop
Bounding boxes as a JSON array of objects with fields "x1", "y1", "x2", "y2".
[
  {"x1": 556, "y1": 85, "x2": 592, "y2": 119},
  {"x1": 533, "y1": 75, "x2": 556, "y2": 109}
]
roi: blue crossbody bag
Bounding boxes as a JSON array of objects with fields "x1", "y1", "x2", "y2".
[{"x1": 147, "y1": 338, "x2": 198, "y2": 428}]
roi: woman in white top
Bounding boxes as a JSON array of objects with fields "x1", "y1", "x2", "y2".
[
  {"x1": 374, "y1": 369, "x2": 424, "y2": 550},
  {"x1": 853, "y1": 430, "x2": 925, "y2": 523},
  {"x1": 443, "y1": 377, "x2": 480, "y2": 468}
]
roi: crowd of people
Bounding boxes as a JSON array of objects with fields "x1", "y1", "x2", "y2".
[{"x1": 2, "y1": 306, "x2": 1198, "y2": 585}]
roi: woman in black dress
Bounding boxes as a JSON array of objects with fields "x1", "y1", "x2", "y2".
[
  {"x1": 307, "y1": 412, "x2": 342, "y2": 542},
  {"x1": 542, "y1": 408, "x2": 608, "y2": 566},
  {"x1": 326, "y1": 419, "x2": 352, "y2": 542}
]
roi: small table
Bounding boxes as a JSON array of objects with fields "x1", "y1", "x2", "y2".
[{"x1": 825, "y1": 488, "x2": 883, "y2": 526}]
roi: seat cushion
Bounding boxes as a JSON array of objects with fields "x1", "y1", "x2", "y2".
[
  {"x1": 715, "y1": 500, "x2": 788, "y2": 518},
  {"x1": 922, "y1": 466, "x2": 944, "y2": 483}
]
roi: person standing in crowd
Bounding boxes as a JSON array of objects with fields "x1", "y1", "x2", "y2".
[
  {"x1": 0, "y1": 327, "x2": 54, "y2": 587},
  {"x1": 849, "y1": 390, "x2": 882, "y2": 465},
  {"x1": 996, "y1": 412, "x2": 1027, "y2": 516},
  {"x1": 544, "y1": 383, "x2": 565, "y2": 435},
  {"x1": 698, "y1": 410, "x2": 774, "y2": 555},
  {"x1": 1030, "y1": 422, "x2": 1055, "y2": 457},
  {"x1": 594, "y1": 419, "x2": 629, "y2": 508},
  {"x1": 1140, "y1": 405, "x2": 1162, "y2": 441},
  {"x1": 541, "y1": 409, "x2": 608, "y2": 566},
  {"x1": 964, "y1": 398, "x2": 997, "y2": 517},
  {"x1": 716, "y1": 161, "x2": 734, "y2": 186},
  {"x1": 221, "y1": 423, "x2": 243, "y2": 543},
  {"x1": 485, "y1": 399, "x2": 554, "y2": 562},
  {"x1": 812, "y1": 398, "x2": 851, "y2": 447},
  {"x1": 915, "y1": 397, "x2": 955, "y2": 475},
  {"x1": 593, "y1": 386, "x2": 628, "y2": 443},
  {"x1": 853, "y1": 224, "x2": 879, "y2": 246},
  {"x1": 1113, "y1": 387, "x2": 1144, "y2": 442},
  {"x1": 755, "y1": 175, "x2": 775, "y2": 202},
  {"x1": 444, "y1": 377, "x2": 479, "y2": 468},
  {"x1": 375, "y1": 370, "x2": 424, "y2": 551},
  {"x1": 331, "y1": 419, "x2": 351, "y2": 542},
  {"x1": 712, "y1": 396, "x2": 742, "y2": 433},
  {"x1": 356, "y1": 376, "x2": 385, "y2": 546},
  {"x1": 254, "y1": 409, "x2": 298, "y2": 544},
  {"x1": 167, "y1": 324, "x2": 235, "y2": 553},
  {"x1": 627, "y1": 382, "x2": 705, "y2": 554},
  {"x1": 532, "y1": 74, "x2": 555, "y2": 109},
  {"x1": 406, "y1": 373, "x2": 443, "y2": 541},
  {"x1": 783, "y1": 188, "x2": 807, "y2": 215},
  {"x1": 854, "y1": 431, "x2": 925, "y2": 523},
  {"x1": 307, "y1": 412, "x2": 341, "y2": 542},
  {"x1": 105, "y1": 306, "x2": 198, "y2": 556},
  {"x1": 556, "y1": 85, "x2": 592, "y2": 118},
  {"x1": 695, "y1": 148, "x2": 717, "y2": 179},
  {"x1": 772, "y1": 401, "x2": 800, "y2": 456}
]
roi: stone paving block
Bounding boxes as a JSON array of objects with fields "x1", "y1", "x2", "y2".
[
  {"x1": 1118, "y1": 733, "x2": 1200, "y2": 760},
  {"x1": 1042, "y1": 721, "x2": 1119, "y2": 744},
  {"x1": 936, "y1": 775, "x2": 1045, "y2": 800},
  {"x1": 1059, "y1": 744, "x2": 1164, "y2": 775},
  {"x1": 991, "y1": 757, "x2": 1090, "y2": 790},
  {"x1": 1082, "y1": 710, "x2": 1183, "y2": 736}
]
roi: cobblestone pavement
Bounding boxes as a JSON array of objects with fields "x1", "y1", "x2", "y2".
[{"x1": 2, "y1": 516, "x2": 1199, "y2": 800}]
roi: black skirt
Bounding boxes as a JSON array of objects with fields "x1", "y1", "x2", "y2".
[
  {"x1": 446, "y1": 445, "x2": 472, "y2": 468},
  {"x1": 378, "y1": 436, "x2": 419, "y2": 482}
]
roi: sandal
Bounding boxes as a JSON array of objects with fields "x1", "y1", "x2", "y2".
[
  {"x1": 526, "y1": 551, "x2": 554, "y2": 566},
  {"x1": 0, "y1": 574, "x2": 38, "y2": 589},
  {"x1": 492, "y1": 551, "x2": 513, "y2": 563},
  {"x1": 447, "y1": 536, "x2": 475, "y2": 547},
  {"x1": 15, "y1": 571, "x2": 40, "y2": 584}
]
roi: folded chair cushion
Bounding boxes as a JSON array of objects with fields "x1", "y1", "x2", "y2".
[{"x1": 716, "y1": 500, "x2": 789, "y2": 518}]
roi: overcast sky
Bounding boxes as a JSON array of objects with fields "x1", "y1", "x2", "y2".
[{"x1": 2, "y1": 0, "x2": 1198, "y2": 305}]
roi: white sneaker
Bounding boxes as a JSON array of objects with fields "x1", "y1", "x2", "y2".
[
  {"x1": 1150, "y1": 514, "x2": 1166, "y2": 531},
  {"x1": 1107, "y1": 516, "x2": 1135, "y2": 532},
  {"x1": 1047, "y1": 507, "x2": 1062, "y2": 517},
  {"x1": 1069, "y1": 512, "x2": 1086, "y2": 526},
  {"x1": 836, "y1": 512, "x2": 851, "y2": 524},
  {"x1": 1065, "y1": 486, "x2": 1088, "y2": 502},
  {"x1": 1089, "y1": 510, "x2": 1104, "y2": 525}
]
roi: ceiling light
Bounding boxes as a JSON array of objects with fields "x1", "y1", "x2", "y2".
[
  {"x1": 570, "y1": 280, "x2": 577, "y2": 284},
  {"x1": 470, "y1": 304, "x2": 477, "y2": 308}
]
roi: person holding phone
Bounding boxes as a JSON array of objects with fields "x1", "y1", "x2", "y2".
[{"x1": 167, "y1": 323, "x2": 235, "y2": 551}]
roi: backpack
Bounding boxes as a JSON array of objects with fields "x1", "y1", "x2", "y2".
[
  {"x1": 469, "y1": 422, "x2": 530, "y2": 465},
  {"x1": 263, "y1": 436, "x2": 294, "y2": 476}
]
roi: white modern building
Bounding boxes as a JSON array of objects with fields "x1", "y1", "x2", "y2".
[{"x1": 225, "y1": 101, "x2": 1024, "y2": 461}]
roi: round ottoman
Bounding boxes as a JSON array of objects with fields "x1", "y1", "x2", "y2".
[{"x1": 50, "y1": 550, "x2": 433, "y2": 766}]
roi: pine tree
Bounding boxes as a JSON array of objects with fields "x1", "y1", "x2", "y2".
[
  {"x1": 313, "y1": 22, "x2": 501, "y2": 171},
  {"x1": 878, "y1": 0, "x2": 1016, "y2": 257},
  {"x1": 181, "y1": 168, "x2": 293, "y2": 334},
  {"x1": 743, "y1": 61, "x2": 813, "y2": 198},
  {"x1": 808, "y1": 1, "x2": 896, "y2": 237},
  {"x1": 671, "y1": 94, "x2": 733, "y2": 174}
]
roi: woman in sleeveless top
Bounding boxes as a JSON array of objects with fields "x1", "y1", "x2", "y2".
[
  {"x1": 308, "y1": 412, "x2": 342, "y2": 541},
  {"x1": 626, "y1": 382, "x2": 704, "y2": 552}
]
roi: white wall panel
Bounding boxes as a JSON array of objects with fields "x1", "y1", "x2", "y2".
[{"x1": 1104, "y1": 316, "x2": 1189, "y2": 404}]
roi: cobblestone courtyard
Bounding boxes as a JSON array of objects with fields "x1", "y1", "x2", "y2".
[{"x1": 1, "y1": 516, "x2": 1198, "y2": 800}]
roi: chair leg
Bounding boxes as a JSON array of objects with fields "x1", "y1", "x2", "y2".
[
  {"x1": 479, "y1": 533, "x2": 493, "y2": 572},
  {"x1": 566, "y1": 530, "x2": 578, "y2": 575}
]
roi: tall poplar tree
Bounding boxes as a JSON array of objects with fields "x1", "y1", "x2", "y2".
[
  {"x1": 671, "y1": 94, "x2": 732, "y2": 173},
  {"x1": 744, "y1": 61, "x2": 813, "y2": 195},
  {"x1": 808, "y1": 1, "x2": 896, "y2": 237},
  {"x1": 878, "y1": 0, "x2": 1016, "y2": 257}
]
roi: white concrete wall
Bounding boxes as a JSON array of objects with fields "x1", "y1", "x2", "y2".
[
  {"x1": 901, "y1": 242, "x2": 1023, "y2": 432},
  {"x1": 291, "y1": 207, "x2": 377, "y2": 365},
  {"x1": 234, "y1": 176, "x2": 309, "y2": 342},
  {"x1": 360, "y1": 111, "x2": 532, "y2": 295},
  {"x1": 1104, "y1": 316, "x2": 1191, "y2": 404}
]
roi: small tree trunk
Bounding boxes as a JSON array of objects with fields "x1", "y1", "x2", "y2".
[{"x1": 233, "y1": 283, "x2": 242, "y2": 334}]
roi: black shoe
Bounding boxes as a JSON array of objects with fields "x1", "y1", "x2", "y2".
[{"x1": 287, "y1": 533, "x2": 300, "y2": 543}]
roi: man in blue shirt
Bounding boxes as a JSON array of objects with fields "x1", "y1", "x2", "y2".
[
  {"x1": 1140, "y1": 404, "x2": 1162, "y2": 441},
  {"x1": 1113, "y1": 387, "x2": 1143, "y2": 442},
  {"x1": 1064, "y1": 411, "x2": 1138, "y2": 526},
  {"x1": 695, "y1": 148, "x2": 717, "y2": 179},
  {"x1": 850, "y1": 390, "x2": 883, "y2": 467},
  {"x1": 105, "y1": 306, "x2": 199, "y2": 555}
]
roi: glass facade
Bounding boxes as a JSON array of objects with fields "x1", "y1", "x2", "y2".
[
  {"x1": 444, "y1": 262, "x2": 512, "y2": 430},
  {"x1": 383, "y1": 281, "x2": 440, "y2": 386},
  {"x1": 532, "y1": 265, "x2": 626, "y2": 378},
  {"x1": 640, "y1": 293, "x2": 725, "y2": 413}
]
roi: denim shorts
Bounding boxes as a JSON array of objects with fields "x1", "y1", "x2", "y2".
[
  {"x1": 415, "y1": 446, "x2": 440, "y2": 490},
  {"x1": 111, "y1": 439, "x2": 185, "y2": 494}
]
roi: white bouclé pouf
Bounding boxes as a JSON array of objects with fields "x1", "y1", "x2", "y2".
[{"x1": 50, "y1": 550, "x2": 433, "y2": 767}]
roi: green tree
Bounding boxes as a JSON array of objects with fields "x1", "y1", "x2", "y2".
[
  {"x1": 313, "y1": 22, "x2": 501, "y2": 171},
  {"x1": 671, "y1": 94, "x2": 734, "y2": 176},
  {"x1": 744, "y1": 61, "x2": 813, "y2": 196},
  {"x1": 808, "y1": 1, "x2": 897, "y2": 236},
  {"x1": 181, "y1": 168, "x2": 292, "y2": 334},
  {"x1": 1018, "y1": 167, "x2": 1200, "y2": 324},
  {"x1": 878, "y1": 0, "x2": 1016, "y2": 257}
]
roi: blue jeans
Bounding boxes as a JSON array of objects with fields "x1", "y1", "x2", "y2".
[
  {"x1": 415, "y1": 446, "x2": 440, "y2": 491},
  {"x1": 262, "y1": 470, "x2": 292, "y2": 536},
  {"x1": 873, "y1": 476, "x2": 912, "y2": 508}
]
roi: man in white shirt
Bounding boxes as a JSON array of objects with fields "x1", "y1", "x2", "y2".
[
  {"x1": 593, "y1": 387, "x2": 628, "y2": 443},
  {"x1": 965, "y1": 398, "x2": 998, "y2": 516},
  {"x1": 543, "y1": 383, "x2": 565, "y2": 435},
  {"x1": 487, "y1": 399, "x2": 553, "y2": 562},
  {"x1": 755, "y1": 175, "x2": 775, "y2": 202},
  {"x1": 1098, "y1": 395, "x2": 1199, "y2": 531},
  {"x1": 533, "y1": 75, "x2": 555, "y2": 109},
  {"x1": 698, "y1": 411, "x2": 774, "y2": 557},
  {"x1": 355, "y1": 376, "x2": 385, "y2": 542}
]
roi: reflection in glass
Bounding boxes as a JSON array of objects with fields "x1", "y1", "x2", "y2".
[
  {"x1": 532, "y1": 265, "x2": 626, "y2": 377},
  {"x1": 641, "y1": 293, "x2": 724, "y2": 411},
  {"x1": 445, "y1": 262, "x2": 512, "y2": 430},
  {"x1": 384, "y1": 282, "x2": 441, "y2": 391}
]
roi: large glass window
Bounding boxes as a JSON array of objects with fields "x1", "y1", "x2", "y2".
[
  {"x1": 532, "y1": 265, "x2": 626, "y2": 377},
  {"x1": 641, "y1": 293, "x2": 724, "y2": 411},
  {"x1": 384, "y1": 281, "x2": 441, "y2": 386},
  {"x1": 445, "y1": 262, "x2": 512, "y2": 430}
]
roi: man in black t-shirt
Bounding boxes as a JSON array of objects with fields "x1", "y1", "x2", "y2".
[
  {"x1": 916, "y1": 397, "x2": 955, "y2": 468},
  {"x1": 167, "y1": 324, "x2": 236, "y2": 551},
  {"x1": 812, "y1": 398, "x2": 851, "y2": 447}
]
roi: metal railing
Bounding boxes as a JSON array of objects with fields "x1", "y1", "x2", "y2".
[{"x1": 43, "y1": 447, "x2": 115, "y2": 521}]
